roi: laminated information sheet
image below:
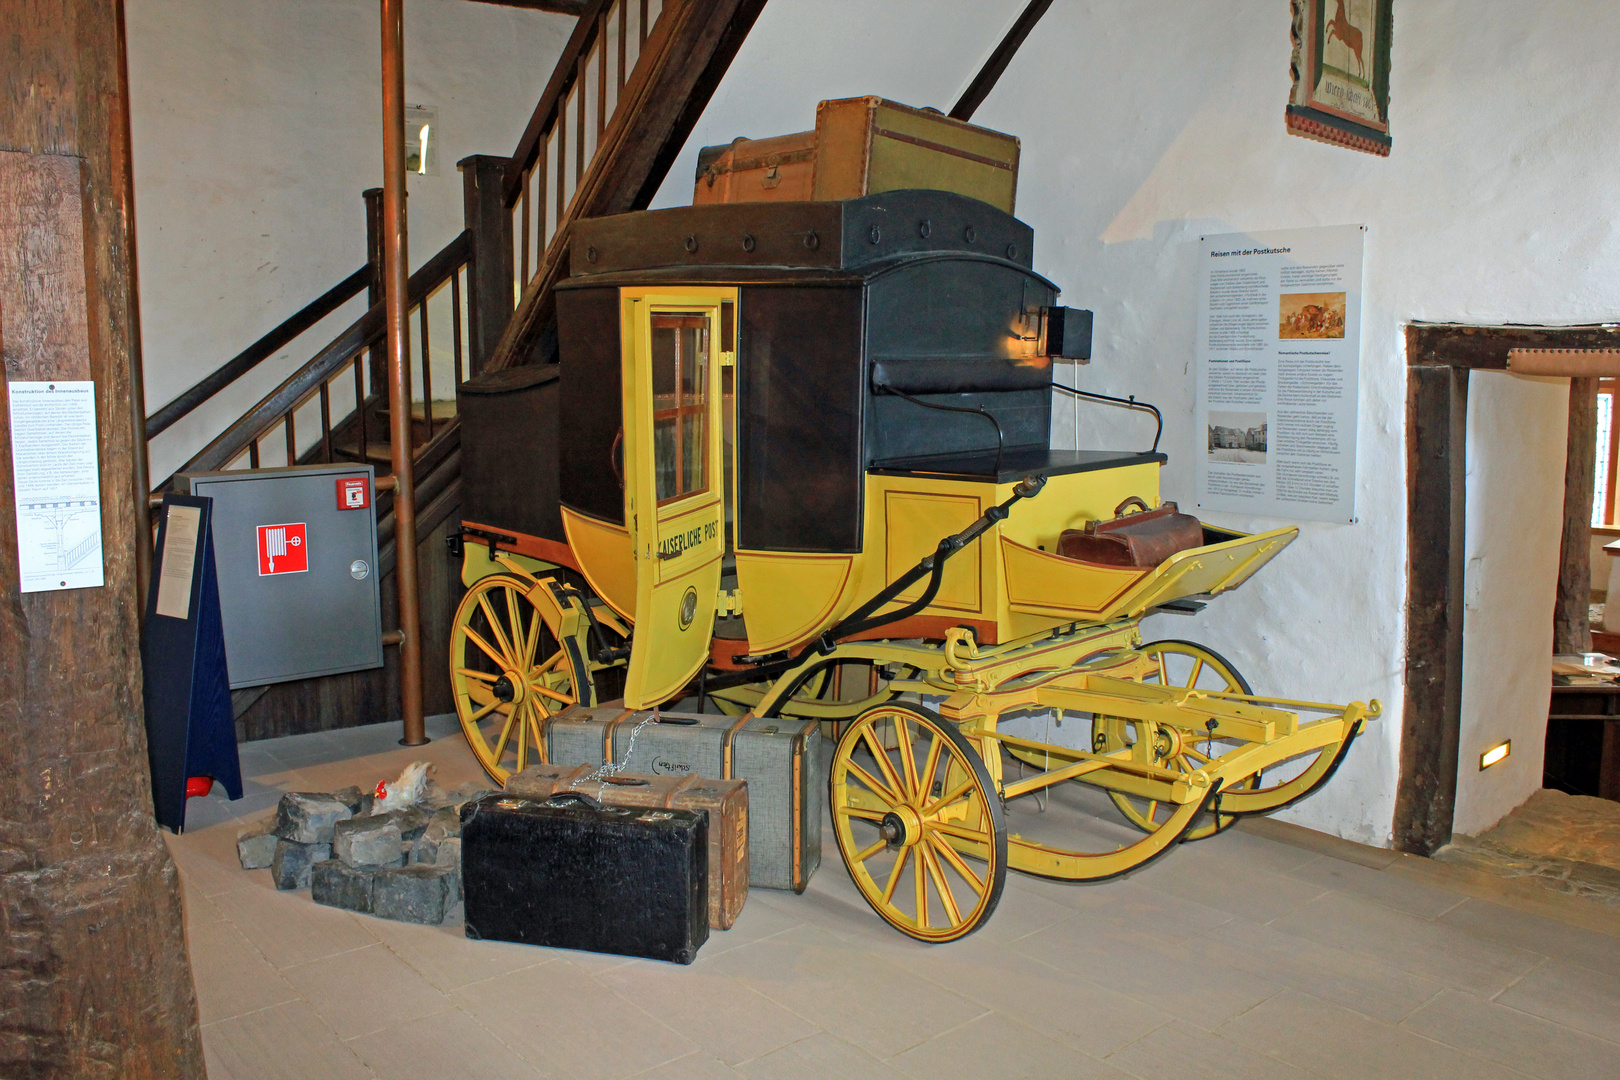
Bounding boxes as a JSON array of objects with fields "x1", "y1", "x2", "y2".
[
  {"x1": 7, "y1": 380, "x2": 104, "y2": 592},
  {"x1": 1194, "y1": 225, "x2": 1364, "y2": 523}
]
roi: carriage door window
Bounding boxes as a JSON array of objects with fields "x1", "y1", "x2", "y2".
[{"x1": 650, "y1": 312, "x2": 711, "y2": 503}]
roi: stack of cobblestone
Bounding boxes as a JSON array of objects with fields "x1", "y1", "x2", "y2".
[{"x1": 236, "y1": 779, "x2": 490, "y2": 925}]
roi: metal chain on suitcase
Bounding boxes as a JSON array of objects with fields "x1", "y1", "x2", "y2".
[{"x1": 574, "y1": 710, "x2": 660, "y2": 799}]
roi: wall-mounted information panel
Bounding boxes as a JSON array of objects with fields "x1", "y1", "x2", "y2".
[{"x1": 184, "y1": 464, "x2": 383, "y2": 688}]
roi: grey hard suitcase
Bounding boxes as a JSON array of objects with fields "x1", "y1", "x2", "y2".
[{"x1": 543, "y1": 706, "x2": 821, "y2": 892}]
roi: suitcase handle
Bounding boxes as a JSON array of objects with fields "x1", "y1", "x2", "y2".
[
  {"x1": 654, "y1": 716, "x2": 699, "y2": 726},
  {"x1": 1114, "y1": 495, "x2": 1152, "y2": 517},
  {"x1": 543, "y1": 791, "x2": 604, "y2": 810},
  {"x1": 600, "y1": 776, "x2": 650, "y2": 786}
]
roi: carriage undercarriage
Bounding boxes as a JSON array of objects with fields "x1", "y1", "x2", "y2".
[{"x1": 452, "y1": 552, "x2": 1376, "y2": 942}]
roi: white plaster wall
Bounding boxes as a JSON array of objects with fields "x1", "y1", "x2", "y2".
[
  {"x1": 654, "y1": 0, "x2": 1620, "y2": 843},
  {"x1": 128, "y1": 0, "x2": 572, "y2": 483},
  {"x1": 1456, "y1": 373, "x2": 1565, "y2": 836}
]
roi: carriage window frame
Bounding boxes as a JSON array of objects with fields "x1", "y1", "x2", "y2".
[{"x1": 647, "y1": 308, "x2": 715, "y2": 509}]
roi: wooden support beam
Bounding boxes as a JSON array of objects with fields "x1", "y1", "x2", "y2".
[
  {"x1": 1407, "y1": 321, "x2": 1620, "y2": 370},
  {"x1": 950, "y1": 0, "x2": 1055, "y2": 122},
  {"x1": 0, "y1": 2, "x2": 204, "y2": 1075},
  {"x1": 1397, "y1": 362, "x2": 1468, "y2": 855},
  {"x1": 1555, "y1": 378, "x2": 1597, "y2": 653},
  {"x1": 460, "y1": 155, "x2": 515, "y2": 377}
]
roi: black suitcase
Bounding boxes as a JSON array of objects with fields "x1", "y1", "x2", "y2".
[{"x1": 461, "y1": 792, "x2": 708, "y2": 964}]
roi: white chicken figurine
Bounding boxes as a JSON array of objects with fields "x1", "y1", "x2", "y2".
[{"x1": 374, "y1": 761, "x2": 434, "y2": 812}]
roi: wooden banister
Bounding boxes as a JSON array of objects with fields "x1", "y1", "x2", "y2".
[{"x1": 164, "y1": 231, "x2": 469, "y2": 484}]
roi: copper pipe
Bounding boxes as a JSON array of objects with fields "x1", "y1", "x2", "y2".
[{"x1": 382, "y1": 0, "x2": 428, "y2": 746}]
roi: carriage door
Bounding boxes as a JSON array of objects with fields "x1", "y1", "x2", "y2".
[{"x1": 620, "y1": 289, "x2": 732, "y2": 707}]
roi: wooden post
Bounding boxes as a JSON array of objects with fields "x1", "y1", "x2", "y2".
[
  {"x1": 0, "y1": 2, "x2": 205, "y2": 1076},
  {"x1": 381, "y1": 0, "x2": 428, "y2": 746},
  {"x1": 1396, "y1": 362, "x2": 1468, "y2": 855},
  {"x1": 459, "y1": 154, "x2": 515, "y2": 377},
  {"x1": 1555, "y1": 377, "x2": 1597, "y2": 654},
  {"x1": 363, "y1": 186, "x2": 387, "y2": 399}
]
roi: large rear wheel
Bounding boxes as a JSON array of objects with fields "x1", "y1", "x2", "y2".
[{"x1": 450, "y1": 574, "x2": 588, "y2": 784}]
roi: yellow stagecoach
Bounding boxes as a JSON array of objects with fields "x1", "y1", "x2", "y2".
[{"x1": 449, "y1": 189, "x2": 1377, "y2": 942}]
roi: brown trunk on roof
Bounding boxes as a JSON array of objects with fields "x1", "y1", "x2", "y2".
[
  {"x1": 485, "y1": 0, "x2": 769, "y2": 372},
  {"x1": 1555, "y1": 377, "x2": 1597, "y2": 654},
  {"x1": 0, "y1": 2, "x2": 205, "y2": 1076}
]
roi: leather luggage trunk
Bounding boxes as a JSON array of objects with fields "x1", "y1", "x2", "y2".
[
  {"x1": 461, "y1": 793, "x2": 707, "y2": 964},
  {"x1": 693, "y1": 130, "x2": 817, "y2": 205},
  {"x1": 691, "y1": 96, "x2": 1019, "y2": 213},
  {"x1": 542, "y1": 706, "x2": 822, "y2": 893},
  {"x1": 1057, "y1": 497, "x2": 1204, "y2": 568},
  {"x1": 505, "y1": 764, "x2": 749, "y2": 930}
]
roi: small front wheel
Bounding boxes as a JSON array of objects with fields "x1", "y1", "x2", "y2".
[{"x1": 830, "y1": 703, "x2": 1006, "y2": 943}]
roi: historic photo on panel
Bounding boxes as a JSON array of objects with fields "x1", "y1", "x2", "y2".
[
  {"x1": 1208, "y1": 410, "x2": 1268, "y2": 465},
  {"x1": 1278, "y1": 292, "x2": 1346, "y2": 339}
]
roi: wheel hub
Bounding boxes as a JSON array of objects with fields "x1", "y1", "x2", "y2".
[
  {"x1": 879, "y1": 805, "x2": 924, "y2": 849},
  {"x1": 492, "y1": 672, "x2": 525, "y2": 704}
]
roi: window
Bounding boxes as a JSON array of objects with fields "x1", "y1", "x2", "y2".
[
  {"x1": 650, "y1": 312, "x2": 710, "y2": 504},
  {"x1": 1596, "y1": 388, "x2": 1613, "y2": 527}
]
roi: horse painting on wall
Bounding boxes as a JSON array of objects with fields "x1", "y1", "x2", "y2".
[{"x1": 1287, "y1": 0, "x2": 1393, "y2": 156}]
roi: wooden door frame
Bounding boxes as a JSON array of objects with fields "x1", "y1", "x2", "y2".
[{"x1": 1398, "y1": 322, "x2": 1620, "y2": 853}]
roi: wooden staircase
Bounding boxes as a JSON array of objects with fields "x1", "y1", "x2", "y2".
[{"x1": 143, "y1": 0, "x2": 767, "y2": 741}]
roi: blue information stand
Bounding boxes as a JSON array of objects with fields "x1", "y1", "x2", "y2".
[{"x1": 143, "y1": 494, "x2": 242, "y2": 833}]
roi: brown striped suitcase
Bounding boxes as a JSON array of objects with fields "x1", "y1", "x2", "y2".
[
  {"x1": 504, "y1": 764, "x2": 749, "y2": 930},
  {"x1": 691, "y1": 96, "x2": 1020, "y2": 213}
]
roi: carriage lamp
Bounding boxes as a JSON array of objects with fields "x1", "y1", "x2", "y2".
[
  {"x1": 1038, "y1": 306, "x2": 1094, "y2": 362},
  {"x1": 1480, "y1": 740, "x2": 1511, "y2": 770}
]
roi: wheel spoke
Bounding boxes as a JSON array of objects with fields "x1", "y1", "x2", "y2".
[
  {"x1": 920, "y1": 842, "x2": 960, "y2": 925},
  {"x1": 929, "y1": 818, "x2": 992, "y2": 845},
  {"x1": 848, "y1": 753, "x2": 902, "y2": 807},
  {"x1": 836, "y1": 805, "x2": 888, "y2": 823},
  {"x1": 1186, "y1": 656, "x2": 1204, "y2": 689},
  {"x1": 1156, "y1": 653, "x2": 1168, "y2": 684},
  {"x1": 490, "y1": 705, "x2": 520, "y2": 761},
  {"x1": 504, "y1": 587, "x2": 527, "y2": 665},
  {"x1": 881, "y1": 846, "x2": 910, "y2": 905},
  {"x1": 918, "y1": 730, "x2": 944, "y2": 796},
  {"x1": 922, "y1": 774, "x2": 975, "y2": 818},
  {"x1": 860, "y1": 725, "x2": 906, "y2": 797},
  {"x1": 927, "y1": 831, "x2": 985, "y2": 893},
  {"x1": 530, "y1": 683, "x2": 576, "y2": 706},
  {"x1": 896, "y1": 716, "x2": 920, "y2": 801},
  {"x1": 914, "y1": 841, "x2": 928, "y2": 929},
  {"x1": 477, "y1": 595, "x2": 516, "y2": 662},
  {"x1": 526, "y1": 702, "x2": 547, "y2": 763},
  {"x1": 853, "y1": 838, "x2": 888, "y2": 863},
  {"x1": 456, "y1": 667, "x2": 499, "y2": 683},
  {"x1": 514, "y1": 701, "x2": 531, "y2": 771},
  {"x1": 462, "y1": 625, "x2": 508, "y2": 669},
  {"x1": 465, "y1": 682, "x2": 497, "y2": 707},
  {"x1": 467, "y1": 698, "x2": 500, "y2": 723}
]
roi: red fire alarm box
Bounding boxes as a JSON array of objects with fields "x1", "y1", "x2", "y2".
[
  {"x1": 256, "y1": 522, "x2": 308, "y2": 576},
  {"x1": 336, "y1": 476, "x2": 370, "y2": 510}
]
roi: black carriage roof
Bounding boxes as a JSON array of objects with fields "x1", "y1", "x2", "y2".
[{"x1": 558, "y1": 189, "x2": 1057, "y2": 289}]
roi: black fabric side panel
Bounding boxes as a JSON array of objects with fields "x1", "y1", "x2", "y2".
[
  {"x1": 866, "y1": 388, "x2": 1050, "y2": 462},
  {"x1": 558, "y1": 287, "x2": 626, "y2": 525},
  {"x1": 737, "y1": 286, "x2": 863, "y2": 553},
  {"x1": 460, "y1": 369, "x2": 564, "y2": 542}
]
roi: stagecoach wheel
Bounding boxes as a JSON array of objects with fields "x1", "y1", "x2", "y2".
[
  {"x1": 1098, "y1": 640, "x2": 1257, "y2": 840},
  {"x1": 830, "y1": 703, "x2": 1007, "y2": 943},
  {"x1": 451, "y1": 574, "x2": 586, "y2": 785}
]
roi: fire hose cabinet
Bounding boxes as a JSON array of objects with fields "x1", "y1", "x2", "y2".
[{"x1": 183, "y1": 463, "x2": 384, "y2": 688}]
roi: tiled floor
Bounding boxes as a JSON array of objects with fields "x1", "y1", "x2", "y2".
[{"x1": 171, "y1": 718, "x2": 1620, "y2": 1080}]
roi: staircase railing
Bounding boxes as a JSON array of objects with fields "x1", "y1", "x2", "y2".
[
  {"x1": 489, "y1": 0, "x2": 767, "y2": 370},
  {"x1": 157, "y1": 231, "x2": 471, "y2": 489}
]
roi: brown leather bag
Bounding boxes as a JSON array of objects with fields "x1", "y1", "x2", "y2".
[{"x1": 1057, "y1": 497, "x2": 1204, "y2": 568}]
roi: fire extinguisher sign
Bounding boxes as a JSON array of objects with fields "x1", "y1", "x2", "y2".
[{"x1": 257, "y1": 522, "x2": 308, "y2": 576}]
